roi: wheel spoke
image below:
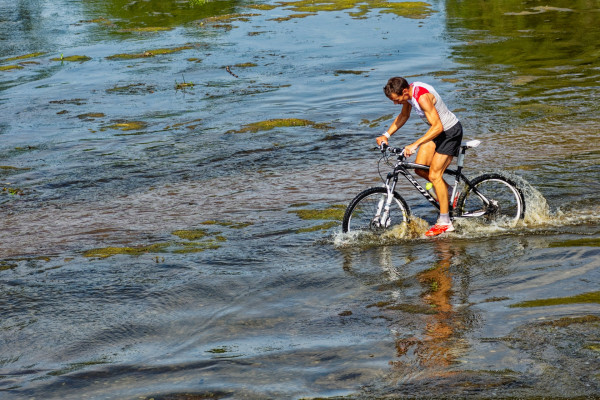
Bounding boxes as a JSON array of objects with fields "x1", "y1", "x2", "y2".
[
  {"x1": 458, "y1": 177, "x2": 523, "y2": 225},
  {"x1": 343, "y1": 188, "x2": 409, "y2": 233}
]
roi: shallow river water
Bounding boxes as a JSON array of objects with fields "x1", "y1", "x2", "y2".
[{"x1": 1, "y1": 0, "x2": 599, "y2": 398}]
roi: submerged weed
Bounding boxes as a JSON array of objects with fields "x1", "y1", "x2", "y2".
[
  {"x1": 550, "y1": 237, "x2": 600, "y2": 247},
  {"x1": 107, "y1": 46, "x2": 194, "y2": 60},
  {"x1": 289, "y1": 205, "x2": 346, "y2": 220},
  {"x1": 201, "y1": 220, "x2": 253, "y2": 229},
  {"x1": 103, "y1": 121, "x2": 147, "y2": 131},
  {"x1": 510, "y1": 291, "x2": 600, "y2": 308},
  {"x1": 0, "y1": 65, "x2": 24, "y2": 71},
  {"x1": 83, "y1": 243, "x2": 169, "y2": 258},
  {"x1": 297, "y1": 221, "x2": 339, "y2": 233},
  {"x1": 4, "y1": 52, "x2": 46, "y2": 62},
  {"x1": 172, "y1": 229, "x2": 208, "y2": 240},
  {"x1": 227, "y1": 118, "x2": 333, "y2": 134},
  {"x1": 51, "y1": 55, "x2": 91, "y2": 62}
]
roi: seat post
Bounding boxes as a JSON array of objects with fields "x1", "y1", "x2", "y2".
[{"x1": 456, "y1": 146, "x2": 467, "y2": 168}]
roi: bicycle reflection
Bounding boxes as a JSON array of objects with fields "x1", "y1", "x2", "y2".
[{"x1": 341, "y1": 239, "x2": 469, "y2": 370}]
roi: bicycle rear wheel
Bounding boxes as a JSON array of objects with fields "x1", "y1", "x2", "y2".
[
  {"x1": 455, "y1": 173, "x2": 525, "y2": 225},
  {"x1": 342, "y1": 187, "x2": 411, "y2": 234}
]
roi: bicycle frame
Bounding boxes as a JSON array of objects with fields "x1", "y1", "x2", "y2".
[{"x1": 377, "y1": 144, "x2": 491, "y2": 222}]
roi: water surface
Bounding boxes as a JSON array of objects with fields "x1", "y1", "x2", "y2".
[{"x1": 1, "y1": 0, "x2": 599, "y2": 398}]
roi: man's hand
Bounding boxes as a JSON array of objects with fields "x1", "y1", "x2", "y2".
[
  {"x1": 404, "y1": 143, "x2": 419, "y2": 157},
  {"x1": 376, "y1": 135, "x2": 389, "y2": 147}
]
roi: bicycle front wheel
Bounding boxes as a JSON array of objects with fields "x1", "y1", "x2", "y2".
[
  {"x1": 456, "y1": 173, "x2": 525, "y2": 225},
  {"x1": 342, "y1": 187, "x2": 411, "y2": 234}
]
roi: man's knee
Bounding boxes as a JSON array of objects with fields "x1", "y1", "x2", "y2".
[{"x1": 428, "y1": 169, "x2": 444, "y2": 184}]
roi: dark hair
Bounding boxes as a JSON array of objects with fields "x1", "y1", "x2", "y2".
[{"x1": 383, "y1": 77, "x2": 409, "y2": 98}]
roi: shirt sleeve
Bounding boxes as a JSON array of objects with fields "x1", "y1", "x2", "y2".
[{"x1": 412, "y1": 85, "x2": 430, "y2": 103}]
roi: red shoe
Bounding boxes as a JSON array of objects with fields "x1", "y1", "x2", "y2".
[{"x1": 425, "y1": 223, "x2": 454, "y2": 237}]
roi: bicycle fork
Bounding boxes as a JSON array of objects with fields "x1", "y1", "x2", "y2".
[{"x1": 372, "y1": 176, "x2": 398, "y2": 229}]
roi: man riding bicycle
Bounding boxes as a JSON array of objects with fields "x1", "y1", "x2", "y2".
[{"x1": 376, "y1": 77, "x2": 463, "y2": 237}]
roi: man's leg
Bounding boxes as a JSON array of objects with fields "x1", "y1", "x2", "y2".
[
  {"x1": 414, "y1": 141, "x2": 436, "y2": 180},
  {"x1": 428, "y1": 152, "x2": 453, "y2": 215}
]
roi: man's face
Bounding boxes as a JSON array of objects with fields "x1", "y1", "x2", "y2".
[{"x1": 389, "y1": 89, "x2": 409, "y2": 105}]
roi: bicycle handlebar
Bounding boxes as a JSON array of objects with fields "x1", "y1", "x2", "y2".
[{"x1": 379, "y1": 143, "x2": 405, "y2": 156}]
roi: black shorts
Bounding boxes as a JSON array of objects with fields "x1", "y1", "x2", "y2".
[{"x1": 433, "y1": 121, "x2": 463, "y2": 157}]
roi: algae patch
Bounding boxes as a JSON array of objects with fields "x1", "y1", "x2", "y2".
[
  {"x1": 510, "y1": 291, "x2": 600, "y2": 308},
  {"x1": 172, "y1": 229, "x2": 208, "y2": 240},
  {"x1": 272, "y1": 0, "x2": 433, "y2": 19},
  {"x1": 297, "y1": 221, "x2": 339, "y2": 233},
  {"x1": 289, "y1": 205, "x2": 346, "y2": 220},
  {"x1": 549, "y1": 237, "x2": 600, "y2": 248},
  {"x1": 103, "y1": 120, "x2": 148, "y2": 131},
  {"x1": 107, "y1": 46, "x2": 194, "y2": 60},
  {"x1": 83, "y1": 243, "x2": 169, "y2": 258},
  {"x1": 0, "y1": 65, "x2": 24, "y2": 71},
  {"x1": 4, "y1": 52, "x2": 46, "y2": 62},
  {"x1": 51, "y1": 55, "x2": 92, "y2": 62},
  {"x1": 227, "y1": 118, "x2": 332, "y2": 134},
  {"x1": 118, "y1": 26, "x2": 174, "y2": 33}
]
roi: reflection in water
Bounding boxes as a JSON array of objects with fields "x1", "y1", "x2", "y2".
[{"x1": 393, "y1": 240, "x2": 461, "y2": 369}]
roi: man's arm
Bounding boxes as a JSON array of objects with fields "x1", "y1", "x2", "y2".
[{"x1": 376, "y1": 103, "x2": 411, "y2": 146}]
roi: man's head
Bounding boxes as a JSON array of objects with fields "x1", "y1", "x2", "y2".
[{"x1": 383, "y1": 77, "x2": 410, "y2": 104}]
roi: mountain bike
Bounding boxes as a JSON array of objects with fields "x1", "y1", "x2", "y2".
[{"x1": 342, "y1": 140, "x2": 525, "y2": 234}]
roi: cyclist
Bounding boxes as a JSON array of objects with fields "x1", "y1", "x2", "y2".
[{"x1": 376, "y1": 77, "x2": 463, "y2": 237}]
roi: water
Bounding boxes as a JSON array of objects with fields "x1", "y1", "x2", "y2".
[{"x1": 1, "y1": 0, "x2": 599, "y2": 398}]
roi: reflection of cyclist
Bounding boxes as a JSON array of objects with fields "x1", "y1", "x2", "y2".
[
  {"x1": 376, "y1": 77, "x2": 463, "y2": 237},
  {"x1": 394, "y1": 240, "x2": 459, "y2": 368}
]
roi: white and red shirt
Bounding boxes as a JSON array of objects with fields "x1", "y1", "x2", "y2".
[{"x1": 409, "y1": 82, "x2": 459, "y2": 131}]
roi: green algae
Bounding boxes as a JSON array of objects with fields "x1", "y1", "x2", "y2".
[
  {"x1": 268, "y1": 13, "x2": 317, "y2": 22},
  {"x1": 4, "y1": 52, "x2": 46, "y2": 62},
  {"x1": 77, "y1": 113, "x2": 105, "y2": 119},
  {"x1": 106, "y1": 83, "x2": 155, "y2": 95},
  {"x1": 538, "y1": 315, "x2": 600, "y2": 328},
  {"x1": 0, "y1": 263, "x2": 18, "y2": 272},
  {"x1": 276, "y1": 0, "x2": 432, "y2": 19},
  {"x1": 172, "y1": 242, "x2": 222, "y2": 253},
  {"x1": 234, "y1": 62, "x2": 258, "y2": 68},
  {"x1": 360, "y1": 114, "x2": 394, "y2": 128},
  {"x1": 118, "y1": 26, "x2": 174, "y2": 33},
  {"x1": 549, "y1": 237, "x2": 600, "y2": 248},
  {"x1": 51, "y1": 55, "x2": 92, "y2": 62},
  {"x1": 175, "y1": 79, "x2": 195, "y2": 90},
  {"x1": 0, "y1": 166, "x2": 29, "y2": 171},
  {"x1": 510, "y1": 291, "x2": 600, "y2": 308},
  {"x1": 106, "y1": 45, "x2": 194, "y2": 60},
  {"x1": 83, "y1": 243, "x2": 169, "y2": 258},
  {"x1": 289, "y1": 205, "x2": 346, "y2": 220},
  {"x1": 0, "y1": 65, "x2": 24, "y2": 71},
  {"x1": 2, "y1": 187, "x2": 24, "y2": 196},
  {"x1": 198, "y1": 13, "x2": 260, "y2": 25},
  {"x1": 172, "y1": 229, "x2": 208, "y2": 240},
  {"x1": 103, "y1": 121, "x2": 148, "y2": 131},
  {"x1": 586, "y1": 344, "x2": 600, "y2": 352},
  {"x1": 245, "y1": 4, "x2": 278, "y2": 11},
  {"x1": 227, "y1": 118, "x2": 332, "y2": 134},
  {"x1": 297, "y1": 221, "x2": 339, "y2": 233},
  {"x1": 334, "y1": 70, "x2": 368, "y2": 75}
]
